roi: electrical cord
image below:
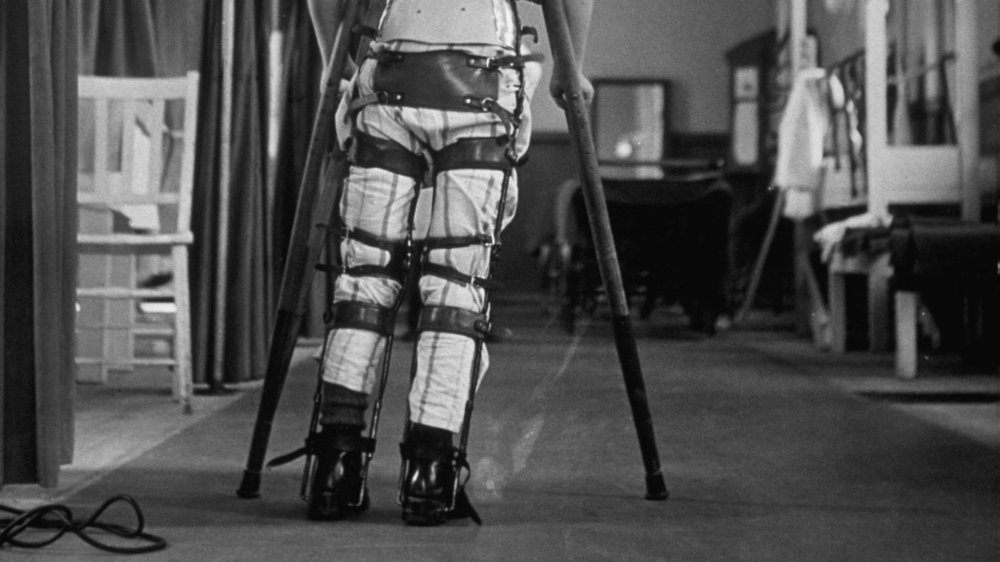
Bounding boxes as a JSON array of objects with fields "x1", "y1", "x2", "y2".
[{"x1": 0, "y1": 494, "x2": 167, "y2": 554}]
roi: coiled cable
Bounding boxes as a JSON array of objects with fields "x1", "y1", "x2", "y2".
[{"x1": 0, "y1": 494, "x2": 167, "y2": 554}]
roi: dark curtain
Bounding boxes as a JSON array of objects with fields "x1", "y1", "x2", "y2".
[
  {"x1": 78, "y1": 0, "x2": 158, "y2": 76},
  {"x1": 1, "y1": 0, "x2": 78, "y2": 489},
  {"x1": 270, "y1": 0, "x2": 332, "y2": 338},
  {"x1": 191, "y1": 0, "x2": 272, "y2": 386},
  {"x1": 78, "y1": 0, "x2": 204, "y2": 77}
]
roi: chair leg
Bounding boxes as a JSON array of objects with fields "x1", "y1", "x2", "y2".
[
  {"x1": 895, "y1": 290, "x2": 919, "y2": 379},
  {"x1": 173, "y1": 245, "x2": 194, "y2": 411}
]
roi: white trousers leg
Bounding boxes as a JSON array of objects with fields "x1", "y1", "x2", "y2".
[{"x1": 322, "y1": 52, "x2": 526, "y2": 433}]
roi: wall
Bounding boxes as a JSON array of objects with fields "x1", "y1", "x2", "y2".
[
  {"x1": 808, "y1": 0, "x2": 999, "y2": 69},
  {"x1": 521, "y1": 0, "x2": 776, "y2": 134}
]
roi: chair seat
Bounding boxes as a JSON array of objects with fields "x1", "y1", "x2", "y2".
[{"x1": 78, "y1": 232, "x2": 194, "y2": 246}]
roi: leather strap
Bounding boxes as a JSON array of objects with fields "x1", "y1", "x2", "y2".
[
  {"x1": 330, "y1": 301, "x2": 396, "y2": 336},
  {"x1": 423, "y1": 233, "x2": 495, "y2": 250},
  {"x1": 349, "y1": 130, "x2": 426, "y2": 180},
  {"x1": 340, "y1": 226, "x2": 405, "y2": 253},
  {"x1": 316, "y1": 262, "x2": 408, "y2": 282},
  {"x1": 265, "y1": 432, "x2": 375, "y2": 469},
  {"x1": 431, "y1": 136, "x2": 513, "y2": 173},
  {"x1": 322, "y1": 227, "x2": 412, "y2": 282},
  {"x1": 370, "y1": 50, "x2": 499, "y2": 113},
  {"x1": 399, "y1": 442, "x2": 464, "y2": 463},
  {"x1": 465, "y1": 52, "x2": 545, "y2": 70},
  {"x1": 416, "y1": 305, "x2": 491, "y2": 340},
  {"x1": 422, "y1": 263, "x2": 500, "y2": 290},
  {"x1": 317, "y1": 431, "x2": 376, "y2": 454}
]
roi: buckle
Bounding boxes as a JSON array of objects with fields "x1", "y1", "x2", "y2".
[
  {"x1": 462, "y1": 96, "x2": 497, "y2": 112},
  {"x1": 376, "y1": 91, "x2": 404, "y2": 105},
  {"x1": 467, "y1": 56, "x2": 501, "y2": 71}
]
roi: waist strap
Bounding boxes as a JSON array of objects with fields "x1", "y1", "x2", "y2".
[{"x1": 349, "y1": 50, "x2": 524, "y2": 131}]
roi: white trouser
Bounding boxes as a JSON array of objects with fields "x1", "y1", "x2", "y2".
[{"x1": 322, "y1": 46, "x2": 535, "y2": 432}]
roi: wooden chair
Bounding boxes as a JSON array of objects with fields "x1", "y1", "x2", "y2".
[{"x1": 75, "y1": 72, "x2": 199, "y2": 408}]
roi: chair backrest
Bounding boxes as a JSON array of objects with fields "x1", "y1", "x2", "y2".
[{"x1": 77, "y1": 72, "x2": 199, "y2": 238}]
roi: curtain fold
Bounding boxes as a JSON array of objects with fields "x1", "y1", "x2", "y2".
[
  {"x1": 269, "y1": 0, "x2": 332, "y2": 339},
  {"x1": 191, "y1": 0, "x2": 272, "y2": 386},
  {"x1": 1, "y1": 0, "x2": 78, "y2": 489},
  {"x1": 84, "y1": 0, "x2": 158, "y2": 76}
]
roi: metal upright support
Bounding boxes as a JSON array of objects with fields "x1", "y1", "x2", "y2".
[
  {"x1": 542, "y1": 0, "x2": 668, "y2": 501},
  {"x1": 237, "y1": 0, "x2": 361, "y2": 499}
]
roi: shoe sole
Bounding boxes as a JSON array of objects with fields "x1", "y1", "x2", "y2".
[
  {"x1": 401, "y1": 498, "x2": 449, "y2": 526},
  {"x1": 307, "y1": 491, "x2": 369, "y2": 521}
]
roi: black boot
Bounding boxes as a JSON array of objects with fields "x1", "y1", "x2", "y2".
[
  {"x1": 307, "y1": 426, "x2": 372, "y2": 521},
  {"x1": 399, "y1": 425, "x2": 481, "y2": 526}
]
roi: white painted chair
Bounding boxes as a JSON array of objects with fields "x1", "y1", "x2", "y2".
[{"x1": 75, "y1": 72, "x2": 199, "y2": 408}]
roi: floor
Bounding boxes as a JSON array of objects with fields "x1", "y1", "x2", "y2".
[{"x1": 2, "y1": 298, "x2": 998, "y2": 560}]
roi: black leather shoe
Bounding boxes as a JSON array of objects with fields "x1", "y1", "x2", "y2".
[
  {"x1": 307, "y1": 430, "x2": 371, "y2": 521},
  {"x1": 399, "y1": 443, "x2": 481, "y2": 526},
  {"x1": 399, "y1": 443, "x2": 455, "y2": 526}
]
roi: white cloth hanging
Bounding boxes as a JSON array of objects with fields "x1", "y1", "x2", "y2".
[{"x1": 773, "y1": 68, "x2": 829, "y2": 219}]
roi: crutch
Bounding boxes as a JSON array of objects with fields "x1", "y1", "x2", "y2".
[
  {"x1": 237, "y1": 0, "x2": 361, "y2": 499},
  {"x1": 542, "y1": 0, "x2": 668, "y2": 501}
]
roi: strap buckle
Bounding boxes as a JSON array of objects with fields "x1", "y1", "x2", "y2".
[
  {"x1": 467, "y1": 56, "x2": 503, "y2": 71},
  {"x1": 462, "y1": 96, "x2": 496, "y2": 112},
  {"x1": 376, "y1": 91, "x2": 404, "y2": 105}
]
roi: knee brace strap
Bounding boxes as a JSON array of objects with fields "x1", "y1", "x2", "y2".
[
  {"x1": 330, "y1": 301, "x2": 396, "y2": 336},
  {"x1": 431, "y1": 136, "x2": 513, "y2": 174},
  {"x1": 422, "y1": 263, "x2": 500, "y2": 290},
  {"x1": 423, "y1": 233, "x2": 495, "y2": 251},
  {"x1": 337, "y1": 226, "x2": 411, "y2": 282},
  {"x1": 349, "y1": 130, "x2": 426, "y2": 181},
  {"x1": 417, "y1": 305, "x2": 491, "y2": 340}
]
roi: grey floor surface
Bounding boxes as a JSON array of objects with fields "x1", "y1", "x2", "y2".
[{"x1": 3, "y1": 301, "x2": 998, "y2": 560}]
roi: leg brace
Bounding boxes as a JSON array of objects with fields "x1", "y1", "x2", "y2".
[
  {"x1": 343, "y1": 29, "x2": 533, "y2": 523},
  {"x1": 298, "y1": 133, "x2": 426, "y2": 507}
]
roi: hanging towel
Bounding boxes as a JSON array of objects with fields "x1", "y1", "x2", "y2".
[{"x1": 773, "y1": 68, "x2": 829, "y2": 219}]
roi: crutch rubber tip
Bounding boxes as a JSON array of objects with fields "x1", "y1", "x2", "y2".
[
  {"x1": 237, "y1": 470, "x2": 262, "y2": 499},
  {"x1": 644, "y1": 473, "x2": 669, "y2": 501}
]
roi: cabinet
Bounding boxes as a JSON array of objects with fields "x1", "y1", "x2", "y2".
[{"x1": 725, "y1": 30, "x2": 779, "y2": 177}]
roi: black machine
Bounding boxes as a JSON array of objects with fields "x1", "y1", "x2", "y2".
[{"x1": 549, "y1": 79, "x2": 732, "y2": 334}]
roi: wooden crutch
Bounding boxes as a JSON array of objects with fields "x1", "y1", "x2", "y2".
[
  {"x1": 237, "y1": 0, "x2": 361, "y2": 499},
  {"x1": 542, "y1": 0, "x2": 669, "y2": 501}
]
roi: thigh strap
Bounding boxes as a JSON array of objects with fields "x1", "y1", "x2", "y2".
[
  {"x1": 331, "y1": 226, "x2": 412, "y2": 282},
  {"x1": 349, "y1": 130, "x2": 426, "y2": 181}
]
